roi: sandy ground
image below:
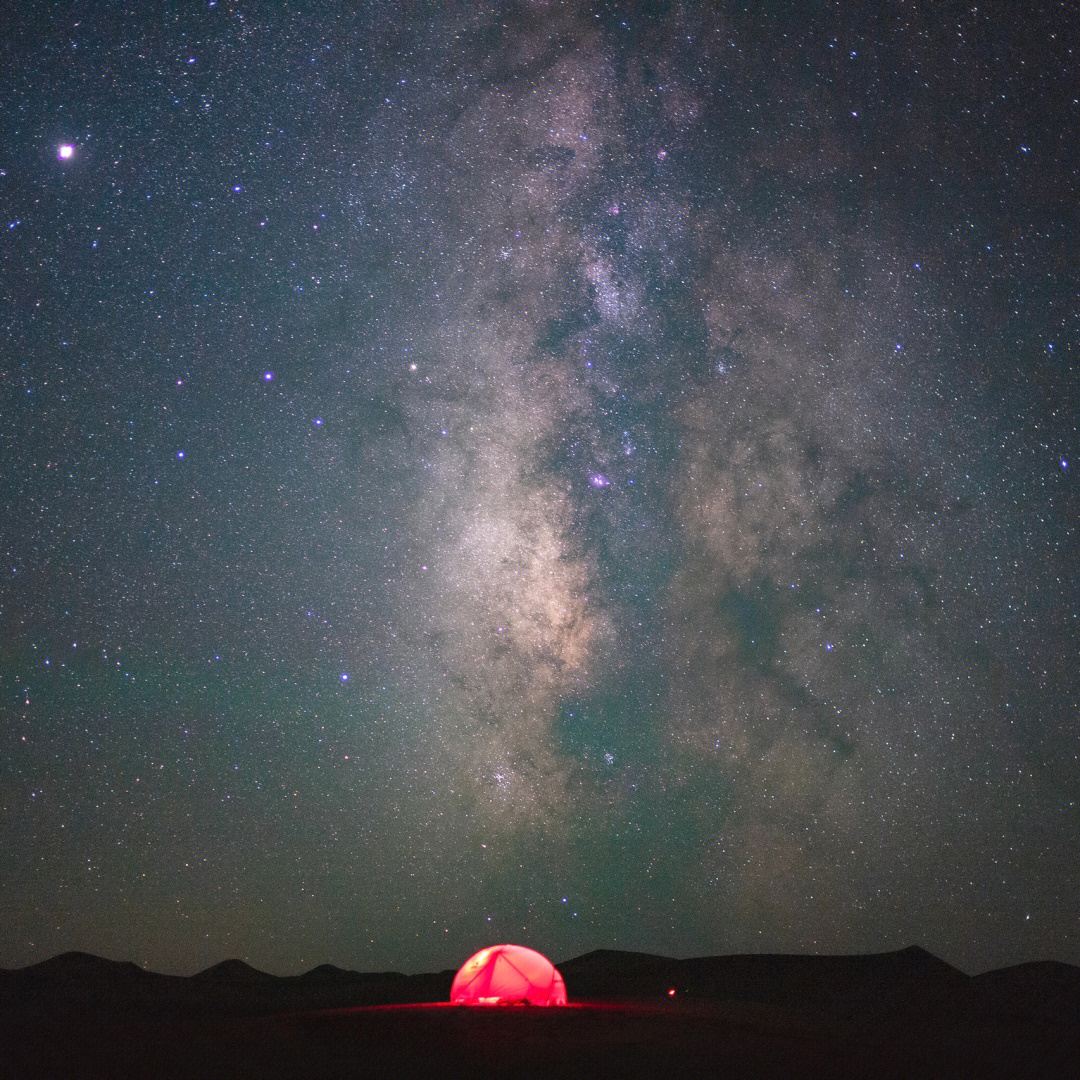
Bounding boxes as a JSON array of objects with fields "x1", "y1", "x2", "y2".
[{"x1": 4, "y1": 999, "x2": 1077, "y2": 1079}]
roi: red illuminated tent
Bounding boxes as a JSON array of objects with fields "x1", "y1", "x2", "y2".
[{"x1": 450, "y1": 944, "x2": 567, "y2": 1006}]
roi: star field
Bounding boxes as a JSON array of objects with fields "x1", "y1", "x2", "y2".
[{"x1": 1, "y1": 2, "x2": 1078, "y2": 976}]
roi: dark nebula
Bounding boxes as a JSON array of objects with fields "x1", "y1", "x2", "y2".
[{"x1": 2, "y1": 2, "x2": 1077, "y2": 976}]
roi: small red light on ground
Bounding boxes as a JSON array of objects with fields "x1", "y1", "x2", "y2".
[{"x1": 667, "y1": 988, "x2": 676, "y2": 997}]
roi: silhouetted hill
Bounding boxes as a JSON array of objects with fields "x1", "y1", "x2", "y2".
[
  {"x1": 17, "y1": 950, "x2": 149, "y2": 979},
  {"x1": 1, "y1": 950, "x2": 160, "y2": 994},
  {"x1": 4, "y1": 948, "x2": 1078, "y2": 1079},
  {"x1": 968, "y1": 960, "x2": 1080, "y2": 1022},
  {"x1": 290, "y1": 962, "x2": 359, "y2": 983},
  {"x1": 1, "y1": 950, "x2": 456, "y2": 1016},
  {"x1": 194, "y1": 958, "x2": 277, "y2": 982},
  {"x1": 3, "y1": 945, "x2": 1078, "y2": 1026},
  {"x1": 559, "y1": 944, "x2": 972, "y2": 1021},
  {"x1": 4, "y1": 947, "x2": 1078, "y2": 1080}
]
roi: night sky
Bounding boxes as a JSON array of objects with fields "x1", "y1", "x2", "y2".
[{"x1": 2, "y1": 2, "x2": 1078, "y2": 978}]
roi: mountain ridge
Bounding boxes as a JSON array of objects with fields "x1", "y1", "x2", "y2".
[
  {"x1": 3, "y1": 944, "x2": 1077, "y2": 1025},
  {"x1": 3, "y1": 943, "x2": 1073, "y2": 982}
]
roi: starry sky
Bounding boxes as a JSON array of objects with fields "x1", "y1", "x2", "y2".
[{"x1": 2, "y1": 2, "x2": 1078, "y2": 977}]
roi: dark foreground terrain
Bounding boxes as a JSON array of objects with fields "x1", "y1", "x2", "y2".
[{"x1": 3, "y1": 947, "x2": 1078, "y2": 1079}]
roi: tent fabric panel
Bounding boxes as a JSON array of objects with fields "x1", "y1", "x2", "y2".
[
  {"x1": 450, "y1": 944, "x2": 567, "y2": 1006},
  {"x1": 489, "y1": 951, "x2": 531, "y2": 1001},
  {"x1": 452, "y1": 947, "x2": 493, "y2": 993}
]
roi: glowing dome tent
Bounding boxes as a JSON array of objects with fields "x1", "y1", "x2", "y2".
[{"x1": 450, "y1": 944, "x2": 567, "y2": 1006}]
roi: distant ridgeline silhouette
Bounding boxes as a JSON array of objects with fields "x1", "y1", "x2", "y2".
[{"x1": 2, "y1": 945, "x2": 1078, "y2": 1023}]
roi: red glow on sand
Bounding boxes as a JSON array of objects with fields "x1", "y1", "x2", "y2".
[{"x1": 306, "y1": 1000, "x2": 677, "y2": 1018}]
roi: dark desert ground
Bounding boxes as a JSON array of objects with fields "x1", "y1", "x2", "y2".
[{"x1": 4, "y1": 946, "x2": 1079, "y2": 1079}]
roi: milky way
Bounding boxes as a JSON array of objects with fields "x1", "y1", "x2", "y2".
[{"x1": 2, "y1": 3, "x2": 1077, "y2": 975}]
